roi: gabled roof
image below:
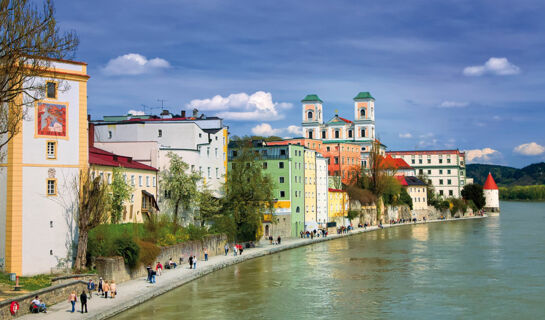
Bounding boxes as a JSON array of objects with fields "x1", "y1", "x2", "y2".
[
  {"x1": 379, "y1": 155, "x2": 413, "y2": 170},
  {"x1": 327, "y1": 115, "x2": 352, "y2": 124},
  {"x1": 353, "y1": 92, "x2": 375, "y2": 100},
  {"x1": 301, "y1": 94, "x2": 323, "y2": 103},
  {"x1": 483, "y1": 173, "x2": 498, "y2": 190},
  {"x1": 395, "y1": 175, "x2": 426, "y2": 186},
  {"x1": 89, "y1": 146, "x2": 158, "y2": 171}
]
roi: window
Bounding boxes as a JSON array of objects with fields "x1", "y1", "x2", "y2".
[
  {"x1": 348, "y1": 130, "x2": 353, "y2": 138},
  {"x1": 334, "y1": 157, "x2": 339, "y2": 164},
  {"x1": 447, "y1": 169, "x2": 451, "y2": 174},
  {"x1": 419, "y1": 169, "x2": 423, "y2": 175},
  {"x1": 427, "y1": 159, "x2": 431, "y2": 164},
  {"x1": 279, "y1": 177, "x2": 285, "y2": 183},
  {"x1": 199, "y1": 133, "x2": 202, "y2": 138},
  {"x1": 361, "y1": 129, "x2": 365, "y2": 137},
  {"x1": 308, "y1": 130, "x2": 313, "y2": 139},
  {"x1": 233, "y1": 150, "x2": 238, "y2": 157},
  {"x1": 158, "y1": 129, "x2": 162, "y2": 137},
  {"x1": 139, "y1": 176, "x2": 142, "y2": 187},
  {"x1": 46, "y1": 81, "x2": 57, "y2": 99},
  {"x1": 146, "y1": 176, "x2": 149, "y2": 187},
  {"x1": 131, "y1": 175, "x2": 135, "y2": 186},
  {"x1": 307, "y1": 111, "x2": 313, "y2": 120},
  {"x1": 216, "y1": 168, "x2": 219, "y2": 178},
  {"x1": 427, "y1": 170, "x2": 431, "y2": 174},
  {"x1": 322, "y1": 131, "x2": 326, "y2": 139},
  {"x1": 215, "y1": 148, "x2": 218, "y2": 158},
  {"x1": 447, "y1": 179, "x2": 452, "y2": 185},
  {"x1": 108, "y1": 131, "x2": 112, "y2": 139},
  {"x1": 439, "y1": 190, "x2": 444, "y2": 196},
  {"x1": 439, "y1": 179, "x2": 444, "y2": 185},
  {"x1": 47, "y1": 179, "x2": 57, "y2": 195},
  {"x1": 280, "y1": 149, "x2": 286, "y2": 156},
  {"x1": 447, "y1": 158, "x2": 451, "y2": 164},
  {"x1": 449, "y1": 190, "x2": 453, "y2": 196},
  {"x1": 360, "y1": 109, "x2": 365, "y2": 117},
  {"x1": 280, "y1": 191, "x2": 286, "y2": 198},
  {"x1": 334, "y1": 130, "x2": 339, "y2": 138},
  {"x1": 326, "y1": 147, "x2": 330, "y2": 151},
  {"x1": 439, "y1": 159, "x2": 443, "y2": 164},
  {"x1": 412, "y1": 159, "x2": 415, "y2": 164},
  {"x1": 279, "y1": 162, "x2": 284, "y2": 169},
  {"x1": 199, "y1": 166, "x2": 202, "y2": 174},
  {"x1": 263, "y1": 162, "x2": 268, "y2": 169},
  {"x1": 153, "y1": 177, "x2": 156, "y2": 187},
  {"x1": 419, "y1": 159, "x2": 422, "y2": 164},
  {"x1": 207, "y1": 147, "x2": 210, "y2": 157},
  {"x1": 439, "y1": 170, "x2": 443, "y2": 174},
  {"x1": 107, "y1": 173, "x2": 112, "y2": 184},
  {"x1": 208, "y1": 167, "x2": 211, "y2": 178},
  {"x1": 46, "y1": 141, "x2": 56, "y2": 159},
  {"x1": 131, "y1": 194, "x2": 135, "y2": 203}
]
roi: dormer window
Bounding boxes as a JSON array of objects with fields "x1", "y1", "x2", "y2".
[{"x1": 307, "y1": 111, "x2": 313, "y2": 120}]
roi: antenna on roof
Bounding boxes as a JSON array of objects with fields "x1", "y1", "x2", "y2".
[{"x1": 157, "y1": 99, "x2": 167, "y2": 109}]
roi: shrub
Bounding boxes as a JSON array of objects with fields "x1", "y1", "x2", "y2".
[
  {"x1": 137, "y1": 240, "x2": 161, "y2": 267},
  {"x1": 113, "y1": 237, "x2": 140, "y2": 269}
]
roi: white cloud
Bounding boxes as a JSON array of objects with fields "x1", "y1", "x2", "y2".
[
  {"x1": 128, "y1": 109, "x2": 145, "y2": 116},
  {"x1": 251, "y1": 123, "x2": 302, "y2": 137},
  {"x1": 103, "y1": 53, "x2": 170, "y2": 75},
  {"x1": 463, "y1": 57, "x2": 520, "y2": 76},
  {"x1": 188, "y1": 91, "x2": 292, "y2": 121},
  {"x1": 464, "y1": 148, "x2": 500, "y2": 163},
  {"x1": 439, "y1": 101, "x2": 469, "y2": 108},
  {"x1": 398, "y1": 133, "x2": 412, "y2": 138},
  {"x1": 513, "y1": 142, "x2": 545, "y2": 156}
]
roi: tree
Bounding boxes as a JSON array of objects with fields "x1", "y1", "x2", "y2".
[
  {"x1": 110, "y1": 167, "x2": 132, "y2": 224},
  {"x1": 461, "y1": 183, "x2": 486, "y2": 210},
  {"x1": 196, "y1": 181, "x2": 222, "y2": 227},
  {"x1": 0, "y1": 0, "x2": 79, "y2": 155},
  {"x1": 221, "y1": 137, "x2": 275, "y2": 242},
  {"x1": 159, "y1": 152, "x2": 201, "y2": 227},
  {"x1": 74, "y1": 169, "x2": 111, "y2": 271},
  {"x1": 399, "y1": 188, "x2": 413, "y2": 210}
]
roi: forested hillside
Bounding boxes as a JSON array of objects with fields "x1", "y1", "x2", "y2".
[{"x1": 467, "y1": 162, "x2": 545, "y2": 186}]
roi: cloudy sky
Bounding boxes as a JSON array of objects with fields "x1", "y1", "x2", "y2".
[{"x1": 55, "y1": 0, "x2": 545, "y2": 168}]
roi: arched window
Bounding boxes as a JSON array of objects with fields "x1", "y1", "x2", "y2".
[
  {"x1": 321, "y1": 130, "x2": 326, "y2": 139},
  {"x1": 360, "y1": 109, "x2": 365, "y2": 118},
  {"x1": 348, "y1": 130, "x2": 353, "y2": 138},
  {"x1": 334, "y1": 130, "x2": 340, "y2": 138},
  {"x1": 308, "y1": 130, "x2": 313, "y2": 139},
  {"x1": 296, "y1": 206, "x2": 300, "y2": 213},
  {"x1": 307, "y1": 111, "x2": 313, "y2": 120}
]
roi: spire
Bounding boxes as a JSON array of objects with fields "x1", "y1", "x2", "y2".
[{"x1": 483, "y1": 173, "x2": 498, "y2": 190}]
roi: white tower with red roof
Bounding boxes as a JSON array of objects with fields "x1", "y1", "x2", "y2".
[{"x1": 483, "y1": 173, "x2": 500, "y2": 214}]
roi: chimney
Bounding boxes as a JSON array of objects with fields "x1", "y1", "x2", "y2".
[
  {"x1": 181, "y1": 110, "x2": 186, "y2": 118},
  {"x1": 192, "y1": 108, "x2": 198, "y2": 117},
  {"x1": 88, "y1": 123, "x2": 95, "y2": 147}
]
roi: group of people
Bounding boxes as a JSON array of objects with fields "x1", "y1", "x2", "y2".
[
  {"x1": 300, "y1": 229, "x2": 328, "y2": 239},
  {"x1": 267, "y1": 236, "x2": 282, "y2": 245}
]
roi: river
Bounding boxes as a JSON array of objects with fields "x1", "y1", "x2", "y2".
[{"x1": 113, "y1": 201, "x2": 545, "y2": 319}]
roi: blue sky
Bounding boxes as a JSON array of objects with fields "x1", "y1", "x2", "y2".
[{"x1": 55, "y1": 0, "x2": 545, "y2": 167}]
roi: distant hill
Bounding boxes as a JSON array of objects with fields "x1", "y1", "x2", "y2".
[{"x1": 467, "y1": 162, "x2": 545, "y2": 186}]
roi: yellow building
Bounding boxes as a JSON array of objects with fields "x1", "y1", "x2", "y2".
[
  {"x1": 304, "y1": 149, "x2": 317, "y2": 231},
  {"x1": 328, "y1": 188, "x2": 348, "y2": 226},
  {"x1": 89, "y1": 144, "x2": 158, "y2": 223}
]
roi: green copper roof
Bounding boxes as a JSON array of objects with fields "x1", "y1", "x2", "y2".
[
  {"x1": 353, "y1": 92, "x2": 375, "y2": 100},
  {"x1": 301, "y1": 94, "x2": 323, "y2": 103}
]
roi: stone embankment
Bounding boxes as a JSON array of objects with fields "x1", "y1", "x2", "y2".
[{"x1": 14, "y1": 216, "x2": 485, "y2": 320}]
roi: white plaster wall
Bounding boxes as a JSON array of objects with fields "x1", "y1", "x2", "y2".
[
  {"x1": 316, "y1": 157, "x2": 328, "y2": 224},
  {"x1": 21, "y1": 167, "x2": 79, "y2": 275},
  {"x1": 22, "y1": 79, "x2": 80, "y2": 165},
  {"x1": 0, "y1": 168, "x2": 6, "y2": 270},
  {"x1": 408, "y1": 186, "x2": 427, "y2": 210},
  {"x1": 51, "y1": 61, "x2": 85, "y2": 72},
  {"x1": 484, "y1": 189, "x2": 499, "y2": 208}
]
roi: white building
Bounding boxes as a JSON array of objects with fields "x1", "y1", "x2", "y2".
[
  {"x1": 483, "y1": 173, "x2": 500, "y2": 214},
  {"x1": 316, "y1": 155, "x2": 329, "y2": 226},
  {"x1": 387, "y1": 150, "x2": 467, "y2": 198},
  {"x1": 1, "y1": 58, "x2": 89, "y2": 275},
  {"x1": 91, "y1": 113, "x2": 228, "y2": 197}
]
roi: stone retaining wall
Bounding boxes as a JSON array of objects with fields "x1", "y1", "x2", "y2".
[
  {"x1": 96, "y1": 234, "x2": 228, "y2": 283},
  {"x1": 0, "y1": 280, "x2": 86, "y2": 318}
]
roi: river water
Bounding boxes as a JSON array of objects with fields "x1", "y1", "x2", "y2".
[{"x1": 114, "y1": 202, "x2": 545, "y2": 319}]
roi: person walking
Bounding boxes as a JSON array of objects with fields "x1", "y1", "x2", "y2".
[
  {"x1": 233, "y1": 245, "x2": 238, "y2": 256},
  {"x1": 80, "y1": 290, "x2": 88, "y2": 313},
  {"x1": 204, "y1": 248, "x2": 208, "y2": 261},
  {"x1": 69, "y1": 291, "x2": 77, "y2": 313},
  {"x1": 224, "y1": 244, "x2": 229, "y2": 256},
  {"x1": 98, "y1": 277, "x2": 104, "y2": 296},
  {"x1": 156, "y1": 261, "x2": 163, "y2": 276},
  {"x1": 239, "y1": 244, "x2": 244, "y2": 255},
  {"x1": 87, "y1": 279, "x2": 95, "y2": 299},
  {"x1": 277, "y1": 236, "x2": 281, "y2": 245},
  {"x1": 103, "y1": 281, "x2": 110, "y2": 299},
  {"x1": 146, "y1": 265, "x2": 152, "y2": 282},
  {"x1": 193, "y1": 255, "x2": 197, "y2": 269},
  {"x1": 150, "y1": 269, "x2": 156, "y2": 283},
  {"x1": 189, "y1": 255, "x2": 193, "y2": 269},
  {"x1": 110, "y1": 280, "x2": 117, "y2": 298}
]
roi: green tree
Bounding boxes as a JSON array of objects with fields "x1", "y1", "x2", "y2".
[
  {"x1": 399, "y1": 188, "x2": 413, "y2": 210},
  {"x1": 110, "y1": 167, "x2": 132, "y2": 223},
  {"x1": 221, "y1": 137, "x2": 275, "y2": 242},
  {"x1": 160, "y1": 152, "x2": 201, "y2": 227},
  {"x1": 461, "y1": 183, "x2": 486, "y2": 210},
  {"x1": 196, "y1": 181, "x2": 222, "y2": 227},
  {"x1": 1, "y1": 0, "x2": 79, "y2": 156}
]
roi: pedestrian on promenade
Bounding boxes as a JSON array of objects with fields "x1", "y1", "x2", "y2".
[
  {"x1": 239, "y1": 244, "x2": 244, "y2": 255},
  {"x1": 224, "y1": 244, "x2": 229, "y2": 256},
  {"x1": 156, "y1": 261, "x2": 163, "y2": 276},
  {"x1": 87, "y1": 279, "x2": 95, "y2": 299},
  {"x1": 80, "y1": 290, "x2": 88, "y2": 313},
  {"x1": 233, "y1": 245, "x2": 238, "y2": 256},
  {"x1": 204, "y1": 248, "x2": 208, "y2": 261},
  {"x1": 69, "y1": 291, "x2": 77, "y2": 313},
  {"x1": 98, "y1": 277, "x2": 104, "y2": 296},
  {"x1": 103, "y1": 281, "x2": 110, "y2": 298},
  {"x1": 150, "y1": 269, "x2": 156, "y2": 283},
  {"x1": 110, "y1": 280, "x2": 117, "y2": 298},
  {"x1": 193, "y1": 255, "x2": 197, "y2": 269},
  {"x1": 270, "y1": 235, "x2": 274, "y2": 244},
  {"x1": 189, "y1": 255, "x2": 193, "y2": 269},
  {"x1": 146, "y1": 265, "x2": 152, "y2": 282},
  {"x1": 277, "y1": 236, "x2": 281, "y2": 245}
]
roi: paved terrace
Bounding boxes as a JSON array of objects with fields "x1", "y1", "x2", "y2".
[{"x1": 20, "y1": 216, "x2": 485, "y2": 320}]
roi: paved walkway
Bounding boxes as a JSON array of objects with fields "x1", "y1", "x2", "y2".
[{"x1": 20, "y1": 216, "x2": 485, "y2": 320}]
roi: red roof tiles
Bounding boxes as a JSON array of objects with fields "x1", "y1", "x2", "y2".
[
  {"x1": 89, "y1": 146, "x2": 157, "y2": 171},
  {"x1": 483, "y1": 173, "x2": 498, "y2": 190}
]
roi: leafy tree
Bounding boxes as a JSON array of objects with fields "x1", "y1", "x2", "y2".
[
  {"x1": 399, "y1": 188, "x2": 413, "y2": 210},
  {"x1": 74, "y1": 169, "x2": 111, "y2": 271},
  {"x1": 110, "y1": 167, "x2": 132, "y2": 223},
  {"x1": 0, "y1": 0, "x2": 78, "y2": 155},
  {"x1": 159, "y1": 152, "x2": 201, "y2": 227},
  {"x1": 196, "y1": 181, "x2": 222, "y2": 227},
  {"x1": 461, "y1": 183, "x2": 486, "y2": 210},
  {"x1": 221, "y1": 137, "x2": 275, "y2": 242},
  {"x1": 347, "y1": 210, "x2": 359, "y2": 223}
]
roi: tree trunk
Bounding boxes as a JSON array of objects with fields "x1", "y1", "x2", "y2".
[{"x1": 74, "y1": 229, "x2": 89, "y2": 271}]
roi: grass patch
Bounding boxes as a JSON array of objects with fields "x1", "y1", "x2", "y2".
[{"x1": 0, "y1": 273, "x2": 52, "y2": 291}]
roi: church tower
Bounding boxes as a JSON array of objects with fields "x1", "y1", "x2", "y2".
[
  {"x1": 301, "y1": 94, "x2": 323, "y2": 139},
  {"x1": 483, "y1": 173, "x2": 500, "y2": 215},
  {"x1": 353, "y1": 92, "x2": 375, "y2": 141}
]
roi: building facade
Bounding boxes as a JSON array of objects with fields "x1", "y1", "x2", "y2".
[
  {"x1": 396, "y1": 176, "x2": 428, "y2": 210},
  {"x1": 304, "y1": 149, "x2": 317, "y2": 231},
  {"x1": 316, "y1": 156, "x2": 329, "y2": 227},
  {"x1": 328, "y1": 188, "x2": 349, "y2": 227},
  {"x1": 483, "y1": 173, "x2": 500, "y2": 214},
  {"x1": 387, "y1": 150, "x2": 467, "y2": 198},
  {"x1": 1, "y1": 59, "x2": 89, "y2": 275}
]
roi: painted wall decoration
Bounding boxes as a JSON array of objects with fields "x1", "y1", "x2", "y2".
[{"x1": 36, "y1": 102, "x2": 67, "y2": 138}]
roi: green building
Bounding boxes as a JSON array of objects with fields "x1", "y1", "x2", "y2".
[{"x1": 228, "y1": 141, "x2": 304, "y2": 238}]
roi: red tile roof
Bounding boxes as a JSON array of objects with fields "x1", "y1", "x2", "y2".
[
  {"x1": 328, "y1": 188, "x2": 346, "y2": 193},
  {"x1": 338, "y1": 117, "x2": 353, "y2": 124},
  {"x1": 379, "y1": 155, "x2": 413, "y2": 170},
  {"x1": 387, "y1": 150, "x2": 465, "y2": 156},
  {"x1": 483, "y1": 173, "x2": 498, "y2": 190},
  {"x1": 89, "y1": 146, "x2": 157, "y2": 171},
  {"x1": 395, "y1": 175, "x2": 409, "y2": 186}
]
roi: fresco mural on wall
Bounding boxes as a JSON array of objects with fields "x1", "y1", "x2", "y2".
[{"x1": 36, "y1": 102, "x2": 67, "y2": 137}]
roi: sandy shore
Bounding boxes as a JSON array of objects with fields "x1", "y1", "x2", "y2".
[{"x1": 18, "y1": 215, "x2": 485, "y2": 320}]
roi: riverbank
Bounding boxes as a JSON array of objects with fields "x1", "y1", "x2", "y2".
[{"x1": 18, "y1": 216, "x2": 485, "y2": 320}]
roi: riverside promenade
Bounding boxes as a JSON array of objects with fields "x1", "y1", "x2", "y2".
[{"x1": 19, "y1": 216, "x2": 485, "y2": 320}]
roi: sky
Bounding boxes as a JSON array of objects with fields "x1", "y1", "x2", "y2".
[{"x1": 54, "y1": 0, "x2": 545, "y2": 168}]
